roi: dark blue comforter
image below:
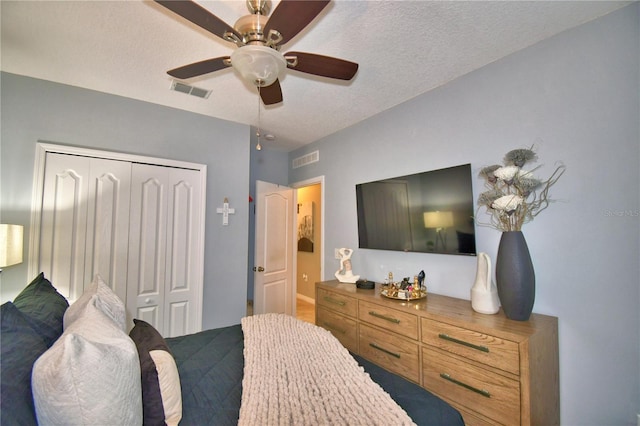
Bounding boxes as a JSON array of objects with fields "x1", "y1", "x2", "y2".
[{"x1": 166, "y1": 324, "x2": 464, "y2": 426}]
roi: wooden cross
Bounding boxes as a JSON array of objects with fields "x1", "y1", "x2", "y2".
[{"x1": 216, "y1": 197, "x2": 235, "y2": 226}]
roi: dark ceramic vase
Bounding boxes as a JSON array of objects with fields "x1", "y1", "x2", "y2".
[{"x1": 495, "y1": 231, "x2": 535, "y2": 321}]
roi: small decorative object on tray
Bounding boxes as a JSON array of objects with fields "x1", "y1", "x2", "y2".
[{"x1": 381, "y1": 272, "x2": 427, "y2": 301}]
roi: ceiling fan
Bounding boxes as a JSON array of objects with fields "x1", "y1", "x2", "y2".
[{"x1": 155, "y1": 0, "x2": 359, "y2": 105}]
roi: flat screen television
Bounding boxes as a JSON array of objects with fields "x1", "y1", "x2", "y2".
[{"x1": 355, "y1": 163, "x2": 476, "y2": 256}]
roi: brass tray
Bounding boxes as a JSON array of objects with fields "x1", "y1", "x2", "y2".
[{"x1": 380, "y1": 286, "x2": 427, "y2": 301}]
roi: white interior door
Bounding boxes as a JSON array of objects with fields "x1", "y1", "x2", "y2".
[
  {"x1": 127, "y1": 164, "x2": 204, "y2": 337},
  {"x1": 83, "y1": 158, "x2": 131, "y2": 304},
  {"x1": 127, "y1": 164, "x2": 168, "y2": 332},
  {"x1": 39, "y1": 154, "x2": 132, "y2": 303},
  {"x1": 253, "y1": 180, "x2": 296, "y2": 316},
  {"x1": 163, "y1": 167, "x2": 203, "y2": 337},
  {"x1": 32, "y1": 143, "x2": 206, "y2": 337},
  {"x1": 39, "y1": 153, "x2": 90, "y2": 301}
]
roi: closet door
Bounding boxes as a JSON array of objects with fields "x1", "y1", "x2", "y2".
[
  {"x1": 83, "y1": 158, "x2": 131, "y2": 303},
  {"x1": 39, "y1": 153, "x2": 90, "y2": 301},
  {"x1": 34, "y1": 143, "x2": 205, "y2": 337},
  {"x1": 127, "y1": 165, "x2": 203, "y2": 337},
  {"x1": 39, "y1": 154, "x2": 131, "y2": 302},
  {"x1": 127, "y1": 164, "x2": 168, "y2": 332},
  {"x1": 164, "y1": 167, "x2": 203, "y2": 337}
]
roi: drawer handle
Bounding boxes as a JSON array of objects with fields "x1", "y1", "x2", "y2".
[
  {"x1": 438, "y1": 333, "x2": 489, "y2": 353},
  {"x1": 321, "y1": 321, "x2": 346, "y2": 335},
  {"x1": 368, "y1": 311, "x2": 401, "y2": 324},
  {"x1": 323, "y1": 296, "x2": 346, "y2": 306},
  {"x1": 369, "y1": 342, "x2": 401, "y2": 359},
  {"x1": 440, "y1": 373, "x2": 491, "y2": 398}
]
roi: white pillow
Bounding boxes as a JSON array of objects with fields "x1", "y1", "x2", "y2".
[
  {"x1": 32, "y1": 292, "x2": 142, "y2": 425},
  {"x1": 63, "y1": 274, "x2": 126, "y2": 330},
  {"x1": 150, "y1": 349, "x2": 182, "y2": 426}
]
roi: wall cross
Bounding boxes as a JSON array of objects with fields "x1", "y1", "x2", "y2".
[{"x1": 216, "y1": 197, "x2": 235, "y2": 226}]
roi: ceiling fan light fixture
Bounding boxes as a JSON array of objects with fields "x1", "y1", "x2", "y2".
[{"x1": 231, "y1": 45, "x2": 285, "y2": 87}]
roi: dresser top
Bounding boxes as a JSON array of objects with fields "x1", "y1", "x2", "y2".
[{"x1": 317, "y1": 280, "x2": 557, "y2": 341}]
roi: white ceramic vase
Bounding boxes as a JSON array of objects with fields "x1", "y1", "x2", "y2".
[{"x1": 470, "y1": 252, "x2": 500, "y2": 314}]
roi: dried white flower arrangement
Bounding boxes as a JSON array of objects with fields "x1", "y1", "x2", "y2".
[{"x1": 477, "y1": 147, "x2": 566, "y2": 232}]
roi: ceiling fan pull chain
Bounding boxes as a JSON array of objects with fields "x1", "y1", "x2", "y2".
[{"x1": 256, "y1": 85, "x2": 262, "y2": 151}]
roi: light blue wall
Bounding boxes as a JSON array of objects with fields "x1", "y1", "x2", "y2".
[
  {"x1": 289, "y1": 4, "x2": 640, "y2": 425},
  {"x1": 0, "y1": 72, "x2": 251, "y2": 329}
]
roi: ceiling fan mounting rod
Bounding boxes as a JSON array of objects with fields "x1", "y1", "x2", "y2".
[{"x1": 246, "y1": 0, "x2": 270, "y2": 16}]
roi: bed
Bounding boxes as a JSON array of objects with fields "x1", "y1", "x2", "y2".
[{"x1": 1, "y1": 273, "x2": 463, "y2": 425}]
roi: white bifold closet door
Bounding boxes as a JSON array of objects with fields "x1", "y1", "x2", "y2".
[
  {"x1": 37, "y1": 150, "x2": 204, "y2": 337},
  {"x1": 126, "y1": 164, "x2": 203, "y2": 337},
  {"x1": 39, "y1": 153, "x2": 131, "y2": 304}
]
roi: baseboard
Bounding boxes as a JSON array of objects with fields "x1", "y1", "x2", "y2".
[{"x1": 296, "y1": 293, "x2": 315, "y2": 305}]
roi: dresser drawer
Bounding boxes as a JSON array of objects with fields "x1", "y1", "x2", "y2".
[
  {"x1": 455, "y1": 405, "x2": 497, "y2": 426},
  {"x1": 421, "y1": 318, "x2": 519, "y2": 375},
  {"x1": 359, "y1": 300, "x2": 418, "y2": 340},
  {"x1": 359, "y1": 323, "x2": 420, "y2": 383},
  {"x1": 316, "y1": 306, "x2": 358, "y2": 353},
  {"x1": 316, "y1": 288, "x2": 358, "y2": 318},
  {"x1": 423, "y1": 346, "x2": 520, "y2": 425}
]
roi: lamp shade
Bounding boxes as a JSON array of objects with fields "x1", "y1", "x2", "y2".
[
  {"x1": 0, "y1": 224, "x2": 23, "y2": 268},
  {"x1": 423, "y1": 211, "x2": 454, "y2": 229},
  {"x1": 230, "y1": 45, "x2": 286, "y2": 87}
]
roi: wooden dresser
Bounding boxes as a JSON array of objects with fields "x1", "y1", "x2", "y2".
[{"x1": 316, "y1": 280, "x2": 559, "y2": 426}]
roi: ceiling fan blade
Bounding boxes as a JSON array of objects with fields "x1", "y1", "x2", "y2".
[
  {"x1": 260, "y1": 80, "x2": 283, "y2": 105},
  {"x1": 264, "y1": 0, "x2": 330, "y2": 46},
  {"x1": 155, "y1": 0, "x2": 241, "y2": 42},
  {"x1": 285, "y1": 52, "x2": 358, "y2": 80},
  {"x1": 167, "y1": 57, "x2": 231, "y2": 80}
]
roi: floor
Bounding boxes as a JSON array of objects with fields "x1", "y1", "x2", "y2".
[
  {"x1": 246, "y1": 297, "x2": 315, "y2": 325},
  {"x1": 296, "y1": 297, "x2": 315, "y2": 324}
]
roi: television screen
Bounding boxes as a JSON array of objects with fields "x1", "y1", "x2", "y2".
[{"x1": 355, "y1": 164, "x2": 476, "y2": 255}]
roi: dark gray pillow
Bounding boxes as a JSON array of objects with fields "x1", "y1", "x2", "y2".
[
  {"x1": 1, "y1": 302, "x2": 49, "y2": 426},
  {"x1": 13, "y1": 272, "x2": 69, "y2": 347},
  {"x1": 130, "y1": 319, "x2": 173, "y2": 426}
]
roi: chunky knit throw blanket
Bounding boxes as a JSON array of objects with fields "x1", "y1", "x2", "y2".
[{"x1": 239, "y1": 314, "x2": 416, "y2": 425}]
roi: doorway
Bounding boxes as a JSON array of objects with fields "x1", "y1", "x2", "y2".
[
  {"x1": 248, "y1": 176, "x2": 324, "y2": 323},
  {"x1": 293, "y1": 177, "x2": 324, "y2": 324}
]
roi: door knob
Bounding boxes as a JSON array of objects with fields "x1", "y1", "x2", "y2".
[
  {"x1": 145, "y1": 298, "x2": 153, "y2": 304},
  {"x1": 253, "y1": 266, "x2": 265, "y2": 272}
]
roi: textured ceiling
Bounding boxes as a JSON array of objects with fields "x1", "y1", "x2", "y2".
[{"x1": 1, "y1": 0, "x2": 629, "y2": 151}]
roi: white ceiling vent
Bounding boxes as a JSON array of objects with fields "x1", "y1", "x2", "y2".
[
  {"x1": 171, "y1": 81, "x2": 211, "y2": 99},
  {"x1": 292, "y1": 150, "x2": 319, "y2": 169}
]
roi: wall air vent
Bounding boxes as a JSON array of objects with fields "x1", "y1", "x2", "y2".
[
  {"x1": 292, "y1": 150, "x2": 319, "y2": 169},
  {"x1": 170, "y1": 81, "x2": 211, "y2": 99}
]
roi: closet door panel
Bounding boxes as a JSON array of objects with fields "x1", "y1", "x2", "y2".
[
  {"x1": 164, "y1": 168, "x2": 203, "y2": 337},
  {"x1": 40, "y1": 153, "x2": 90, "y2": 301},
  {"x1": 168, "y1": 302, "x2": 188, "y2": 338},
  {"x1": 137, "y1": 306, "x2": 159, "y2": 327},
  {"x1": 84, "y1": 158, "x2": 132, "y2": 303},
  {"x1": 127, "y1": 164, "x2": 168, "y2": 333}
]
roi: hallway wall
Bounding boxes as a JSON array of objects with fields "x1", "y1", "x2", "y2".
[{"x1": 296, "y1": 184, "x2": 321, "y2": 300}]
